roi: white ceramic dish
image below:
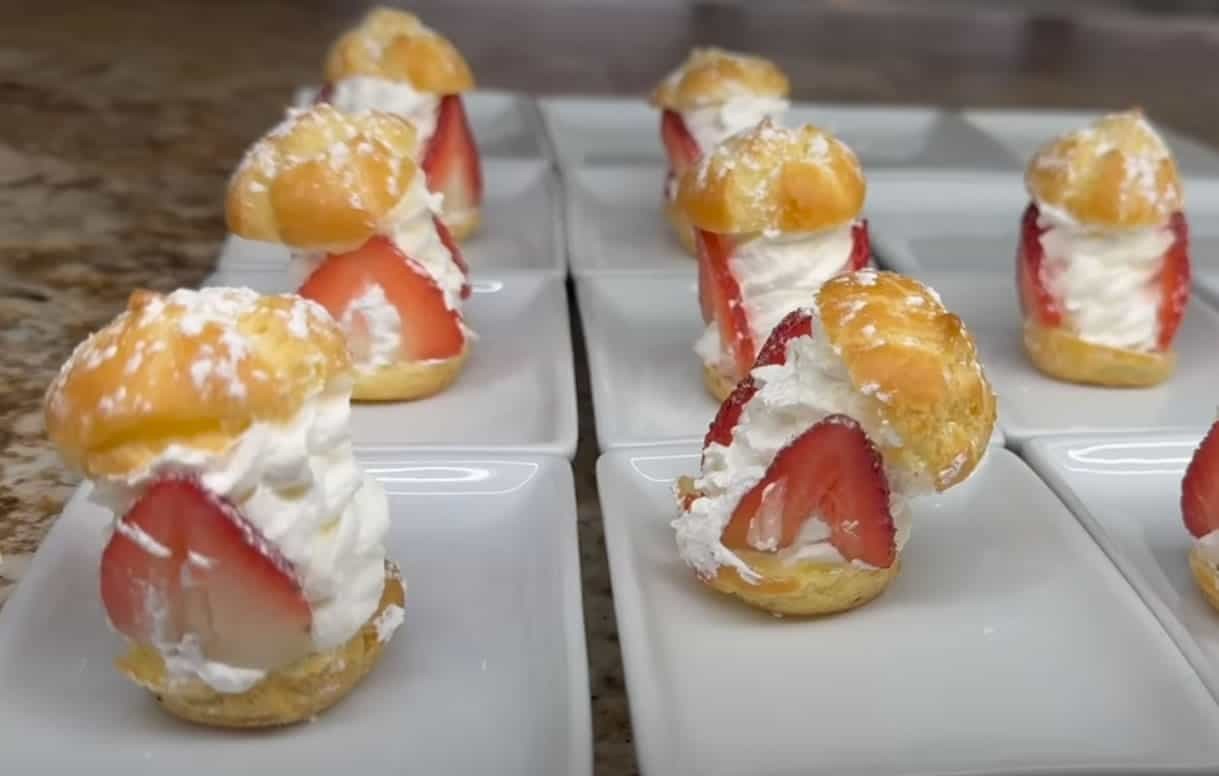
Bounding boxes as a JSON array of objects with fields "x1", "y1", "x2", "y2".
[
  {"x1": 1024, "y1": 431, "x2": 1219, "y2": 708},
  {"x1": 565, "y1": 165, "x2": 692, "y2": 275},
  {"x1": 0, "y1": 455, "x2": 590, "y2": 775},
  {"x1": 915, "y1": 270, "x2": 1219, "y2": 446},
  {"x1": 868, "y1": 173, "x2": 1219, "y2": 275},
  {"x1": 576, "y1": 273, "x2": 1004, "y2": 451},
  {"x1": 215, "y1": 158, "x2": 564, "y2": 275},
  {"x1": 294, "y1": 87, "x2": 549, "y2": 159},
  {"x1": 203, "y1": 269, "x2": 578, "y2": 458},
  {"x1": 598, "y1": 444, "x2": 1219, "y2": 776},
  {"x1": 961, "y1": 107, "x2": 1219, "y2": 176},
  {"x1": 540, "y1": 97, "x2": 1010, "y2": 170}
]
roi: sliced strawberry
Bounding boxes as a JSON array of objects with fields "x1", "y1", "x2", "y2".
[
  {"x1": 299, "y1": 235, "x2": 466, "y2": 362},
  {"x1": 696, "y1": 229, "x2": 755, "y2": 378},
  {"x1": 1016, "y1": 203, "x2": 1064, "y2": 327},
  {"x1": 721, "y1": 415, "x2": 896, "y2": 568},
  {"x1": 315, "y1": 82, "x2": 335, "y2": 104},
  {"x1": 702, "y1": 310, "x2": 814, "y2": 451},
  {"x1": 434, "y1": 216, "x2": 471, "y2": 300},
  {"x1": 422, "y1": 95, "x2": 483, "y2": 225},
  {"x1": 660, "y1": 109, "x2": 701, "y2": 177},
  {"x1": 848, "y1": 221, "x2": 872, "y2": 271},
  {"x1": 99, "y1": 476, "x2": 313, "y2": 669},
  {"x1": 1183, "y1": 421, "x2": 1219, "y2": 538},
  {"x1": 1157, "y1": 211, "x2": 1190, "y2": 350}
]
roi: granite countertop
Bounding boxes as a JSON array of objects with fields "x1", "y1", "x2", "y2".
[{"x1": 4, "y1": 2, "x2": 1219, "y2": 774}]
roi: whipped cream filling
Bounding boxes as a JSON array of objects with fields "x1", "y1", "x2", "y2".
[
  {"x1": 90, "y1": 388, "x2": 391, "y2": 693},
  {"x1": 674, "y1": 319, "x2": 923, "y2": 582},
  {"x1": 381, "y1": 174, "x2": 465, "y2": 311},
  {"x1": 682, "y1": 95, "x2": 789, "y2": 156},
  {"x1": 340, "y1": 285, "x2": 403, "y2": 375},
  {"x1": 327, "y1": 76, "x2": 440, "y2": 148},
  {"x1": 695, "y1": 224, "x2": 856, "y2": 372},
  {"x1": 1037, "y1": 207, "x2": 1170, "y2": 351}
]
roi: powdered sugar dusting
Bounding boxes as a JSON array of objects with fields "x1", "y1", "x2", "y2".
[{"x1": 373, "y1": 603, "x2": 405, "y2": 643}]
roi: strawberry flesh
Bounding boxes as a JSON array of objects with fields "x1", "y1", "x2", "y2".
[
  {"x1": 660, "y1": 110, "x2": 702, "y2": 179},
  {"x1": 99, "y1": 476, "x2": 313, "y2": 670},
  {"x1": 1017, "y1": 203, "x2": 1064, "y2": 327},
  {"x1": 1183, "y1": 421, "x2": 1219, "y2": 538},
  {"x1": 696, "y1": 229, "x2": 755, "y2": 378},
  {"x1": 721, "y1": 415, "x2": 896, "y2": 568},
  {"x1": 422, "y1": 95, "x2": 483, "y2": 223},
  {"x1": 1157, "y1": 211, "x2": 1190, "y2": 350},
  {"x1": 299, "y1": 235, "x2": 466, "y2": 362},
  {"x1": 848, "y1": 221, "x2": 872, "y2": 270},
  {"x1": 703, "y1": 309, "x2": 814, "y2": 451}
]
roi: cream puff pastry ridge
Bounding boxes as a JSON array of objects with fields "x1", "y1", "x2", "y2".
[
  {"x1": 227, "y1": 105, "x2": 419, "y2": 250},
  {"x1": 325, "y1": 7, "x2": 475, "y2": 94},
  {"x1": 651, "y1": 47, "x2": 789, "y2": 110},
  {"x1": 1026, "y1": 109, "x2": 1183, "y2": 229},
  {"x1": 678, "y1": 119, "x2": 865, "y2": 234},
  {"x1": 45, "y1": 287, "x2": 351, "y2": 478}
]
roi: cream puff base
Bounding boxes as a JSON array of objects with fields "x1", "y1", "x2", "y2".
[
  {"x1": 353, "y1": 347, "x2": 469, "y2": 402},
  {"x1": 116, "y1": 561, "x2": 406, "y2": 729},
  {"x1": 1023, "y1": 318, "x2": 1174, "y2": 388}
]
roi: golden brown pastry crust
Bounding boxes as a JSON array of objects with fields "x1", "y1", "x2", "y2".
[
  {"x1": 226, "y1": 105, "x2": 420, "y2": 252},
  {"x1": 650, "y1": 48, "x2": 789, "y2": 111},
  {"x1": 817, "y1": 271, "x2": 997, "y2": 492},
  {"x1": 664, "y1": 197, "x2": 698, "y2": 256},
  {"x1": 1191, "y1": 545, "x2": 1219, "y2": 615},
  {"x1": 1022, "y1": 317, "x2": 1174, "y2": 387},
  {"x1": 325, "y1": 8, "x2": 474, "y2": 94},
  {"x1": 1026, "y1": 109, "x2": 1183, "y2": 229},
  {"x1": 116, "y1": 561, "x2": 406, "y2": 728},
  {"x1": 702, "y1": 362, "x2": 736, "y2": 403},
  {"x1": 44, "y1": 288, "x2": 353, "y2": 479},
  {"x1": 676, "y1": 120, "x2": 865, "y2": 234},
  {"x1": 353, "y1": 346, "x2": 469, "y2": 402}
]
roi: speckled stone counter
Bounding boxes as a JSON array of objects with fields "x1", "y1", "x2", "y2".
[{"x1": 4, "y1": 2, "x2": 1219, "y2": 774}]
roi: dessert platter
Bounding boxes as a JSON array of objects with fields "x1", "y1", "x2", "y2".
[{"x1": 10, "y1": 10, "x2": 1219, "y2": 775}]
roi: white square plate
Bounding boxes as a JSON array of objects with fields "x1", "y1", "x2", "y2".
[
  {"x1": 565, "y1": 165, "x2": 692, "y2": 275},
  {"x1": 869, "y1": 174, "x2": 1219, "y2": 275},
  {"x1": 576, "y1": 274, "x2": 1003, "y2": 450},
  {"x1": 204, "y1": 269, "x2": 578, "y2": 458},
  {"x1": 540, "y1": 97, "x2": 1010, "y2": 171},
  {"x1": 599, "y1": 445, "x2": 1219, "y2": 776},
  {"x1": 917, "y1": 270, "x2": 1219, "y2": 445},
  {"x1": 962, "y1": 108, "x2": 1219, "y2": 177},
  {"x1": 0, "y1": 455, "x2": 590, "y2": 775},
  {"x1": 295, "y1": 87, "x2": 548, "y2": 159},
  {"x1": 215, "y1": 159, "x2": 564, "y2": 275},
  {"x1": 1025, "y1": 431, "x2": 1219, "y2": 706}
]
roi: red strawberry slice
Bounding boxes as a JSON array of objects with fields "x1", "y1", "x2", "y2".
[
  {"x1": 434, "y1": 216, "x2": 471, "y2": 300},
  {"x1": 100, "y1": 476, "x2": 313, "y2": 669},
  {"x1": 660, "y1": 109, "x2": 702, "y2": 176},
  {"x1": 1017, "y1": 203, "x2": 1064, "y2": 327},
  {"x1": 848, "y1": 221, "x2": 872, "y2": 271},
  {"x1": 315, "y1": 82, "x2": 335, "y2": 104},
  {"x1": 1157, "y1": 211, "x2": 1190, "y2": 350},
  {"x1": 703, "y1": 310, "x2": 814, "y2": 450},
  {"x1": 721, "y1": 415, "x2": 896, "y2": 568},
  {"x1": 422, "y1": 95, "x2": 483, "y2": 224},
  {"x1": 696, "y1": 229, "x2": 755, "y2": 378},
  {"x1": 1183, "y1": 421, "x2": 1219, "y2": 538},
  {"x1": 299, "y1": 235, "x2": 466, "y2": 362}
]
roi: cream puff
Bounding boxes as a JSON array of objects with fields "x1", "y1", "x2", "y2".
[
  {"x1": 650, "y1": 48, "x2": 790, "y2": 254},
  {"x1": 227, "y1": 104, "x2": 472, "y2": 402},
  {"x1": 675, "y1": 119, "x2": 871, "y2": 401},
  {"x1": 674, "y1": 271, "x2": 996, "y2": 616},
  {"x1": 1019, "y1": 109, "x2": 1190, "y2": 387},
  {"x1": 43, "y1": 287, "x2": 405, "y2": 727},
  {"x1": 319, "y1": 7, "x2": 482, "y2": 240}
]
